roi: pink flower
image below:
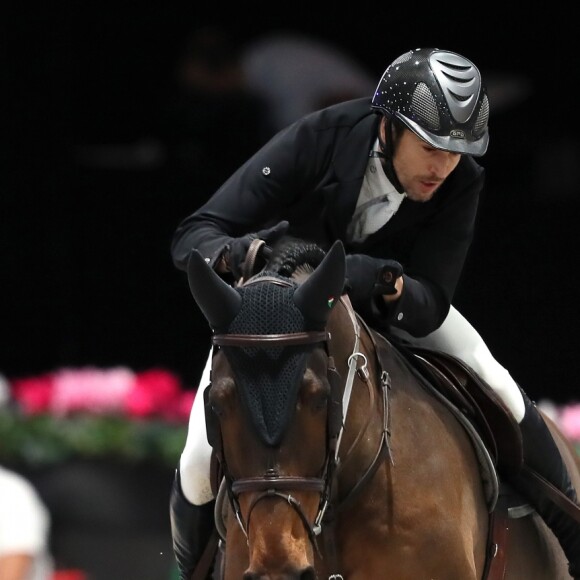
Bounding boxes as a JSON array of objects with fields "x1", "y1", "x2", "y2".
[
  {"x1": 11, "y1": 374, "x2": 54, "y2": 414},
  {"x1": 51, "y1": 367, "x2": 135, "y2": 415},
  {"x1": 176, "y1": 390, "x2": 196, "y2": 422},
  {"x1": 126, "y1": 369, "x2": 182, "y2": 418},
  {"x1": 8, "y1": 366, "x2": 192, "y2": 422},
  {"x1": 560, "y1": 404, "x2": 580, "y2": 441}
]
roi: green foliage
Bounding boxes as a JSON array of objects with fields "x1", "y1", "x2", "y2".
[{"x1": 0, "y1": 409, "x2": 188, "y2": 468}]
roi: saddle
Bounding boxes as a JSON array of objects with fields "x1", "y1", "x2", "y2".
[{"x1": 399, "y1": 342, "x2": 524, "y2": 475}]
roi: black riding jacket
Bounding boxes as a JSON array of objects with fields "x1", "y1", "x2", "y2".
[{"x1": 171, "y1": 98, "x2": 485, "y2": 338}]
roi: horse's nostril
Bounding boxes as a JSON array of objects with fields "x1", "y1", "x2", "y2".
[{"x1": 300, "y1": 567, "x2": 317, "y2": 580}]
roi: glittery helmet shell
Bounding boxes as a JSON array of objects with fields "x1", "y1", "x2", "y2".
[{"x1": 371, "y1": 48, "x2": 490, "y2": 156}]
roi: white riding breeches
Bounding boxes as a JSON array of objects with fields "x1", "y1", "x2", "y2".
[
  {"x1": 179, "y1": 353, "x2": 215, "y2": 505},
  {"x1": 389, "y1": 306, "x2": 525, "y2": 422},
  {"x1": 178, "y1": 305, "x2": 525, "y2": 505}
]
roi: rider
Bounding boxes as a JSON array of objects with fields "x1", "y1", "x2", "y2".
[{"x1": 169, "y1": 47, "x2": 580, "y2": 579}]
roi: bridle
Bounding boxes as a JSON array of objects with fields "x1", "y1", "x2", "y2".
[{"x1": 205, "y1": 275, "x2": 391, "y2": 576}]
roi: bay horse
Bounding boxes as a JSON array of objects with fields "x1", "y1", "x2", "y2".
[{"x1": 186, "y1": 237, "x2": 580, "y2": 580}]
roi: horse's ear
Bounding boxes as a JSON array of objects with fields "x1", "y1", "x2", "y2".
[
  {"x1": 294, "y1": 240, "x2": 346, "y2": 326},
  {"x1": 186, "y1": 250, "x2": 242, "y2": 330}
]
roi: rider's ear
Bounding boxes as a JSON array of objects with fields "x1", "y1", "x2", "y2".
[{"x1": 379, "y1": 116, "x2": 387, "y2": 142}]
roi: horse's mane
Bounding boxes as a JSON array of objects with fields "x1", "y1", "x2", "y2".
[{"x1": 266, "y1": 236, "x2": 327, "y2": 278}]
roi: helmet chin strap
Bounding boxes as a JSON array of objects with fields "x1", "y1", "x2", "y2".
[{"x1": 377, "y1": 117, "x2": 405, "y2": 194}]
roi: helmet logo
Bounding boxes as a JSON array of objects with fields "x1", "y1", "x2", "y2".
[{"x1": 450, "y1": 129, "x2": 465, "y2": 139}]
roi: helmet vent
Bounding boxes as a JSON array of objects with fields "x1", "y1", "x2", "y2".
[
  {"x1": 430, "y1": 51, "x2": 481, "y2": 123},
  {"x1": 473, "y1": 94, "x2": 489, "y2": 135},
  {"x1": 410, "y1": 82, "x2": 441, "y2": 131},
  {"x1": 448, "y1": 89, "x2": 473, "y2": 103}
]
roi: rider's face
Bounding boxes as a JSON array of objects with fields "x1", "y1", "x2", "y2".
[{"x1": 383, "y1": 121, "x2": 461, "y2": 202}]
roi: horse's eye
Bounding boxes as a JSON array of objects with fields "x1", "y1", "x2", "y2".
[{"x1": 209, "y1": 391, "x2": 226, "y2": 417}]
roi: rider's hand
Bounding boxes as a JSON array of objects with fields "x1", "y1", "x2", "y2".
[
  {"x1": 225, "y1": 221, "x2": 289, "y2": 280},
  {"x1": 345, "y1": 254, "x2": 403, "y2": 308}
]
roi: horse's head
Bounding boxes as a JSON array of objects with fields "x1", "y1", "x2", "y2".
[{"x1": 187, "y1": 240, "x2": 346, "y2": 579}]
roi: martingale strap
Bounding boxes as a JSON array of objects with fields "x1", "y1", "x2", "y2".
[{"x1": 334, "y1": 295, "x2": 363, "y2": 460}]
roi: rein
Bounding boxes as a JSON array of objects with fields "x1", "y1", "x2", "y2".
[{"x1": 208, "y1": 276, "x2": 391, "y2": 578}]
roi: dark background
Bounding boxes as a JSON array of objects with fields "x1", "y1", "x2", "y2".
[{"x1": 3, "y1": 6, "x2": 580, "y2": 403}]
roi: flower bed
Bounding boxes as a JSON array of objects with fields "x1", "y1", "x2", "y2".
[{"x1": 0, "y1": 367, "x2": 194, "y2": 467}]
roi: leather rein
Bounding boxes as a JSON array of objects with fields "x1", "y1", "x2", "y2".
[{"x1": 206, "y1": 273, "x2": 391, "y2": 576}]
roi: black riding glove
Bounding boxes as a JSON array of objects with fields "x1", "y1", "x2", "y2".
[
  {"x1": 226, "y1": 221, "x2": 289, "y2": 280},
  {"x1": 345, "y1": 254, "x2": 403, "y2": 309}
]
